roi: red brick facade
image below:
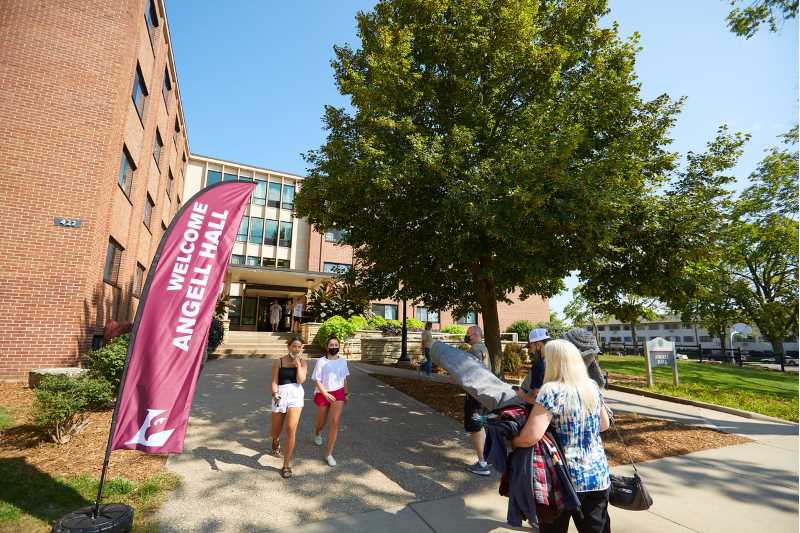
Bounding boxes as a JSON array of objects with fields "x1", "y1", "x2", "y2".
[
  {"x1": 305, "y1": 234, "x2": 548, "y2": 332},
  {"x1": 0, "y1": 0, "x2": 188, "y2": 381}
]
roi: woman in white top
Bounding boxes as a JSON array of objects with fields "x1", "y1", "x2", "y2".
[
  {"x1": 312, "y1": 336, "x2": 350, "y2": 466},
  {"x1": 270, "y1": 336, "x2": 308, "y2": 478}
]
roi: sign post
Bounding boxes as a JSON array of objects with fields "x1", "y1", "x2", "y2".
[{"x1": 646, "y1": 337, "x2": 679, "y2": 386}]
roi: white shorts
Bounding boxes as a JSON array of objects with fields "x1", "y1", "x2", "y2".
[{"x1": 272, "y1": 383, "x2": 304, "y2": 413}]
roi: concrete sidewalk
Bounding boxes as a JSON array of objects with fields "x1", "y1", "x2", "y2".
[{"x1": 159, "y1": 359, "x2": 798, "y2": 532}]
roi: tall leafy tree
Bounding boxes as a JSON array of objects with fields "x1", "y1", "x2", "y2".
[
  {"x1": 296, "y1": 0, "x2": 681, "y2": 373},
  {"x1": 563, "y1": 283, "x2": 608, "y2": 336},
  {"x1": 726, "y1": 0, "x2": 798, "y2": 38}
]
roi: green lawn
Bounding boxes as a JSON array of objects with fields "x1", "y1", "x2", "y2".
[
  {"x1": 0, "y1": 459, "x2": 178, "y2": 533},
  {"x1": 599, "y1": 355, "x2": 799, "y2": 422}
]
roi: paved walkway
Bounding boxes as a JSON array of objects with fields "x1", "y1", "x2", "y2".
[{"x1": 158, "y1": 359, "x2": 798, "y2": 532}]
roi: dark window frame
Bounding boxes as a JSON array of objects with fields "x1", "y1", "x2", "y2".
[
  {"x1": 143, "y1": 193, "x2": 155, "y2": 231},
  {"x1": 276, "y1": 259, "x2": 291, "y2": 269},
  {"x1": 104, "y1": 238, "x2": 124, "y2": 286},
  {"x1": 323, "y1": 262, "x2": 351, "y2": 274},
  {"x1": 230, "y1": 254, "x2": 245, "y2": 265},
  {"x1": 134, "y1": 263, "x2": 146, "y2": 296},
  {"x1": 166, "y1": 168, "x2": 174, "y2": 198},
  {"x1": 372, "y1": 303, "x2": 398, "y2": 320},
  {"x1": 162, "y1": 67, "x2": 172, "y2": 106},
  {"x1": 207, "y1": 169, "x2": 222, "y2": 186},
  {"x1": 253, "y1": 179, "x2": 267, "y2": 206},
  {"x1": 152, "y1": 128, "x2": 163, "y2": 169},
  {"x1": 278, "y1": 221, "x2": 293, "y2": 247},
  {"x1": 264, "y1": 219, "x2": 279, "y2": 246},
  {"x1": 267, "y1": 182, "x2": 281, "y2": 208},
  {"x1": 236, "y1": 216, "x2": 249, "y2": 242},
  {"x1": 415, "y1": 306, "x2": 440, "y2": 324},
  {"x1": 249, "y1": 217, "x2": 264, "y2": 244},
  {"x1": 281, "y1": 183, "x2": 295, "y2": 210},
  {"x1": 455, "y1": 311, "x2": 478, "y2": 325},
  {"x1": 117, "y1": 145, "x2": 136, "y2": 198},
  {"x1": 145, "y1": 0, "x2": 159, "y2": 51},
  {"x1": 131, "y1": 63, "x2": 148, "y2": 123}
]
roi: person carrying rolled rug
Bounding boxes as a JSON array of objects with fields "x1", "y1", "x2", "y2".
[{"x1": 562, "y1": 328, "x2": 606, "y2": 389}]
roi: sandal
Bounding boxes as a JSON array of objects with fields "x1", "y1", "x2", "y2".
[
  {"x1": 271, "y1": 439, "x2": 281, "y2": 457},
  {"x1": 281, "y1": 466, "x2": 293, "y2": 478}
]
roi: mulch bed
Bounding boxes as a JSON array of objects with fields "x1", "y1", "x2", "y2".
[
  {"x1": 0, "y1": 384, "x2": 166, "y2": 482},
  {"x1": 371, "y1": 374, "x2": 751, "y2": 466}
]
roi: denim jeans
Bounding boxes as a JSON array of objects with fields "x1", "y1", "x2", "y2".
[{"x1": 421, "y1": 347, "x2": 433, "y2": 376}]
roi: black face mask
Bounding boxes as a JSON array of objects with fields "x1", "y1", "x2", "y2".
[
  {"x1": 464, "y1": 335, "x2": 471, "y2": 343},
  {"x1": 328, "y1": 347, "x2": 340, "y2": 356}
]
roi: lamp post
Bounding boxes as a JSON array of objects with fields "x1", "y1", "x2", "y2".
[{"x1": 399, "y1": 299, "x2": 409, "y2": 362}]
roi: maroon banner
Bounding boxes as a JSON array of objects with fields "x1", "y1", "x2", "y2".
[{"x1": 110, "y1": 181, "x2": 254, "y2": 453}]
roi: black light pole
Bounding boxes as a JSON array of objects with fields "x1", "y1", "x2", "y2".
[{"x1": 399, "y1": 299, "x2": 409, "y2": 362}]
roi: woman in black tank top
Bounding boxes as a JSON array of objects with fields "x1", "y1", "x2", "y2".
[{"x1": 270, "y1": 336, "x2": 307, "y2": 478}]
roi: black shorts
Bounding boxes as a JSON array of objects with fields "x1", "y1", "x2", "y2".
[{"x1": 463, "y1": 394, "x2": 483, "y2": 433}]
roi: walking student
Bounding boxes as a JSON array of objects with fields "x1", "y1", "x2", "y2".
[
  {"x1": 270, "y1": 336, "x2": 308, "y2": 479},
  {"x1": 463, "y1": 325, "x2": 492, "y2": 476},
  {"x1": 269, "y1": 300, "x2": 282, "y2": 332},
  {"x1": 419, "y1": 321, "x2": 434, "y2": 377},
  {"x1": 512, "y1": 339, "x2": 612, "y2": 533},
  {"x1": 312, "y1": 336, "x2": 350, "y2": 467}
]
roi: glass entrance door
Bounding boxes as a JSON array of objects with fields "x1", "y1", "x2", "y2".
[{"x1": 257, "y1": 297, "x2": 291, "y2": 332}]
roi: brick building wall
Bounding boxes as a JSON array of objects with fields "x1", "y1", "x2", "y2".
[{"x1": 0, "y1": 0, "x2": 188, "y2": 381}]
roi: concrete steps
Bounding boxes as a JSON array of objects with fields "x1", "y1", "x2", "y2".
[{"x1": 212, "y1": 331, "x2": 321, "y2": 359}]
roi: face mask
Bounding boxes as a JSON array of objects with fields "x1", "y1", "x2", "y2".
[
  {"x1": 464, "y1": 335, "x2": 471, "y2": 343},
  {"x1": 328, "y1": 347, "x2": 340, "y2": 356}
]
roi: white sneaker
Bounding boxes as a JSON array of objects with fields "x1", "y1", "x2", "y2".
[
  {"x1": 313, "y1": 434, "x2": 323, "y2": 446},
  {"x1": 326, "y1": 455, "x2": 337, "y2": 467}
]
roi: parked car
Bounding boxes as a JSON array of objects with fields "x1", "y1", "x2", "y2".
[{"x1": 786, "y1": 358, "x2": 799, "y2": 367}]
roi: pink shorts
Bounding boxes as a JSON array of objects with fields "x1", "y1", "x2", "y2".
[{"x1": 314, "y1": 387, "x2": 346, "y2": 407}]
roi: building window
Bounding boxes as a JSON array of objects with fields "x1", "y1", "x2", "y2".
[
  {"x1": 648, "y1": 323, "x2": 660, "y2": 330},
  {"x1": 683, "y1": 335, "x2": 695, "y2": 343},
  {"x1": 104, "y1": 238, "x2": 123, "y2": 285},
  {"x1": 325, "y1": 228, "x2": 346, "y2": 243},
  {"x1": 162, "y1": 68, "x2": 171, "y2": 105},
  {"x1": 281, "y1": 184, "x2": 295, "y2": 210},
  {"x1": 207, "y1": 169, "x2": 222, "y2": 185},
  {"x1": 623, "y1": 336, "x2": 632, "y2": 342},
  {"x1": 323, "y1": 262, "x2": 351, "y2": 274},
  {"x1": 152, "y1": 129, "x2": 163, "y2": 168},
  {"x1": 699, "y1": 335, "x2": 712, "y2": 342},
  {"x1": 117, "y1": 145, "x2": 136, "y2": 196},
  {"x1": 236, "y1": 216, "x2": 249, "y2": 242},
  {"x1": 230, "y1": 254, "x2": 245, "y2": 265},
  {"x1": 145, "y1": 0, "x2": 159, "y2": 49},
  {"x1": 264, "y1": 219, "x2": 278, "y2": 246},
  {"x1": 249, "y1": 218, "x2": 264, "y2": 244},
  {"x1": 166, "y1": 169, "x2": 174, "y2": 198},
  {"x1": 132, "y1": 64, "x2": 147, "y2": 122},
  {"x1": 245, "y1": 256, "x2": 259, "y2": 266},
  {"x1": 174, "y1": 118, "x2": 181, "y2": 147},
  {"x1": 160, "y1": 221, "x2": 167, "y2": 234},
  {"x1": 223, "y1": 172, "x2": 237, "y2": 182},
  {"x1": 239, "y1": 175, "x2": 253, "y2": 182},
  {"x1": 609, "y1": 325, "x2": 620, "y2": 331},
  {"x1": 372, "y1": 303, "x2": 398, "y2": 320},
  {"x1": 143, "y1": 194, "x2": 154, "y2": 230},
  {"x1": 267, "y1": 182, "x2": 281, "y2": 208},
  {"x1": 241, "y1": 297, "x2": 257, "y2": 325},
  {"x1": 456, "y1": 311, "x2": 477, "y2": 325},
  {"x1": 278, "y1": 221, "x2": 292, "y2": 247},
  {"x1": 228, "y1": 296, "x2": 242, "y2": 324},
  {"x1": 134, "y1": 263, "x2": 146, "y2": 296},
  {"x1": 262, "y1": 257, "x2": 275, "y2": 267},
  {"x1": 276, "y1": 259, "x2": 291, "y2": 269},
  {"x1": 637, "y1": 336, "x2": 645, "y2": 342},
  {"x1": 597, "y1": 325, "x2": 606, "y2": 331},
  {"x1": 253, "y1": 180, "x2": 267, "y2": 206},
  {"x1": 416, "y1": 307, "x2": 440, "y2": 323}
]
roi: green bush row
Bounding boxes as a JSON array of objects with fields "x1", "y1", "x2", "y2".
[{"x1": 32, "y1": 374, "x2": 115, "y2": 444}]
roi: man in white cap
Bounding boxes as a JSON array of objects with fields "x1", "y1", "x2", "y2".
[{"x1": 516, "y1": 328, "x2": 550, "y2": 404}]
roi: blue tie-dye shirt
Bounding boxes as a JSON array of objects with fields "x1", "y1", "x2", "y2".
[{"x1": 536, "y1": 381, "x2": 610, "y2": 492}]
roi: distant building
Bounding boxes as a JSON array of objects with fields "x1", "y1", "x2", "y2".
[{"x1": 591, "y1": 317, "x2": 798, "y2": 356}]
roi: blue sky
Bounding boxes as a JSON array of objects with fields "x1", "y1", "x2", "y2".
[{"x1": 166, "y1": 0, "x2": 798, "y2": 317}]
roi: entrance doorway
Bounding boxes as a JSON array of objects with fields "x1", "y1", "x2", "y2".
[{"x1": 257, "y1": 297, "x2": 291, "y2": 332}]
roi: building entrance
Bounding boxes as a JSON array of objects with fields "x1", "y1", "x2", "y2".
[{"x1": 257, "y1": 297, "x2": 292, "y2": 332}]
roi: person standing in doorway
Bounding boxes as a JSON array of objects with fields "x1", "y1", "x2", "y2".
[
  {"x1": 269, "y1": 300, "x2": 282, "y2": 332},
  {"x1": 419, "y1": 321, "x2": 434, "y2": 377},
  {"x1": 463, "y1": 325, "x2": 491, "y2": 476},
  {"x1": 312, "y1": 336, "x2": 350, "y2": 467},
  {"x1": 270, "y1": 336, "x2": 308, "y2": 478}
]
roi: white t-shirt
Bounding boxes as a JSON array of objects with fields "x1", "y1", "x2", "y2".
[{"x1": 313, "y1": 356, "x2": 350, "y2": 392}]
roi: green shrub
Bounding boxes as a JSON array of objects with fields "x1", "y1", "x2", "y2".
[
  {"x1": 503, "y1": 343, "x2": 525, "y2": 374},
  {"x1": 441, "y1": 324, "x2": 467, "y2": 335},
  {"x1": 456, "y1": 342, "x2": 472, "y2": 352},
  {"x1": 86, "y1": 334, "x2": 129, "y2": 389},
  {"x1": 533, "y1": 321, "x2": 567, "y2": 340},
  {"x1": 33, "y1": 376, "x2": 89, "y2": 444},
  {"x1": 207, "y1": 318, "x2": 225, "y2": 351},
  {"x1": 80, "y1": 377, "x2": 115, "y2": 409},
  {"x1": 405, "y1": 318, "x2": 425, "y2": 331},
  {"x1": 506, "y1": 320, "x2": 534, "y2": 342},
  {"x1": 314, "y1": 316, "x2": 359, "y2": 348},
  {"x1": 367, "y1": 315, "x2": 387, "y2": 329},
  {"x1": 348, "y1": 315, "x2": 367, "y2": 331}
]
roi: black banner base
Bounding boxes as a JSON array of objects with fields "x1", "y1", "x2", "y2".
[{"x1": 52, "y1": 504, "x2": 133, "y2": 533}]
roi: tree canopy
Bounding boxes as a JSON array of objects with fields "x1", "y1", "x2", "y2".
[
  {"x1": 296, "y1": 0, "x2": 682, "y2": 372},
  {"x1": 726, "y1": 0, "x2": 799, "y2": 38}
]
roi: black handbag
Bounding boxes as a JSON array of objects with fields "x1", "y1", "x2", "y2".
[{"x1": 608, "y1": 412, "x2": 653, "y2": 511}]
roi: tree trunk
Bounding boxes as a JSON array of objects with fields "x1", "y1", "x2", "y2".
[
  {"x1": 475, "y1": 277, "x2": 502, "y2": 376},
  {"x1": 770, "y1": 337, "x2": 786, "y2": 372},
  {"x1": 629, "y1": 322, "x2": 639, "y2": 355}
]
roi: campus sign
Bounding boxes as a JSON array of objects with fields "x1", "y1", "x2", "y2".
[{"x1": 645, "y1": 337, "x2": 679, "y2": 386}]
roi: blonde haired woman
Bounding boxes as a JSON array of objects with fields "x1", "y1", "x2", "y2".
[{"x1": 512, "y1": 339, "x2": 612, "y2": 533}]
